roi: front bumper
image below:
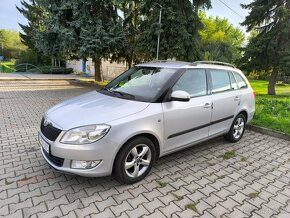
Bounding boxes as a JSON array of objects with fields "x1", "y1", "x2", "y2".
[{"x1": 38, "y1": 131, "x2": 117, "y2": 177}]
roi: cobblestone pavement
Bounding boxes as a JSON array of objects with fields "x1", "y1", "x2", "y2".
[{"x1": 0, "y1": 80, "x2": 290, "y2": 218}]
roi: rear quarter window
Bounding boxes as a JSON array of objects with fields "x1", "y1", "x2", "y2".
[
  {"x1": 234, "y1": 72, "x2": 247, "y2": 89},
  {"x1": 229, "y1": 72, "x2": 239, "y2": 90}
]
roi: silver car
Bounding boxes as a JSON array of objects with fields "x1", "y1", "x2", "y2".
[{"x1": 39, "y1": 61, "x2": 255, "y2": 184}]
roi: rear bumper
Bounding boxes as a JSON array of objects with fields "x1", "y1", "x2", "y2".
[{"x1": 247, "y1": 110, "x2": 255, "y2": 123}]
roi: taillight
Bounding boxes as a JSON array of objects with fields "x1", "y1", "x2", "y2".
[{"x1": 253, "y1": 92, "x2": 256, "y2": 100}]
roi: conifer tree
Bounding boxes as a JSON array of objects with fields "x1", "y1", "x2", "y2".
[
  {"x1": 241, "y1": 0, "x2": 290, "y2": 95},
  {"x1": 138, "y1": 0, "x2": 211, "y2": 61}
]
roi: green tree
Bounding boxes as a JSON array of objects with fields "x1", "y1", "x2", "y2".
[
  {"x1": 75, "y1": 1, "x2": 125, "y2": 81},
  {"x1": 18, "y1": 0, "x2": 124, "y2": 81},
  {"x1": 0, "y1": 29, "x2": 26, "y2": 60},
  {"x1": 17, "y1": 0, "x2": 46, "y2": 49},
  {"x1": 17, "y1": 0, "x2": 50, "y2": 65},
  {"x1": 199, "y1": 13, "x2": 245, "y2": 63},
  {"x1": 137, "y1": 0, "x2": 211, "y2": 61},
  {"x1": 114, "y1": 0, "x2": 144, "y2": 68},
  {"x1": 241, "y1": 0, "x2": 290, "y2": 95}
]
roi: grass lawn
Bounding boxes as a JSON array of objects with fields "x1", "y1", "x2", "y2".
[
  {"x1": 250, "y1": 80, "x2": 290, "y2": 95},
  {"x1": 249, "y1": 80, "x2": 290, "y2": 135}
]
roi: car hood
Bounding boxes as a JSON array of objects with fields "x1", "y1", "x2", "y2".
[{"x1": 46, "y1": 91, "x2": 149, "y2": 130}]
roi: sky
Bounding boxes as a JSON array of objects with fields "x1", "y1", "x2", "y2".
[
  {"x1": 0, "y1": 0, "x2": 252, "y2": 32},
  {"x1": 0, "y1": 0, "x2": 28, "y2": 31},
  {"x1": 207, "y1": 0, "x2": 252, "y2": 32}
]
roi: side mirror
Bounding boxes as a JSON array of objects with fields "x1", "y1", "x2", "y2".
[{"x1": 170, "y1": 90, "x2": 190, "y2": 102}]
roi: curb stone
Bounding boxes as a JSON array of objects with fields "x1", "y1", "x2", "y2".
[{"x1": 247, "y1": 124, "x2": 290, "y2": 141}]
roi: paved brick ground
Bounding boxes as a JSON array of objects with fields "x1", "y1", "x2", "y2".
[{"x1": 0, "y1": 80, "x2": 289, "y2": 218}]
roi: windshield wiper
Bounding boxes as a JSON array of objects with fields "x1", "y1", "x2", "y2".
[
  {"x1": 102, "y1": 87, "x2": 135, "y2": 99},
  {"x1": 102, "y1": 87, "x2": 113, "y2": 93},
  {"x1": 111, "y1": 90, "x2": 135, "y2": 99}
]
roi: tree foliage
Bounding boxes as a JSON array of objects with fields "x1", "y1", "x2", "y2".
[
  {"x1": 16, "y1": 0, "x2": 50, "y2": 65},
  {"x1": 18, "y1": 0, "x2": 214, "y2": 80},
  {"x1": 18, "y1": 0, "x2": 124, "y2": 81},
  {"x1": 138, "y1": 0, "x2": 211, "y2": 61},
  {"x1": 241, "y1": 0, "x2": 290, "y2": 95},
  {"x1": 199, "y1": 13, "x2": 245, "y2": 63},
  {"x1": 0, "y1": 29, "x2": 26, "y2": 60},
  {"x1": 112, "y1": 1, "x2": 144, "y2": 68}
]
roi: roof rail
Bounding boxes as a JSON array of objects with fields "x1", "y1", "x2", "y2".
[
  {"x1": 150, "y1": 60, "x2": 170, "y2": 63},
  {"x1": 150, "y1": 60, "x2": 181, "y2": 63},
  {"x1": 191, "y1": 61, "x2": 236, "y2": 68}
]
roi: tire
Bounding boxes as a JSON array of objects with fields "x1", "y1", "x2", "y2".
[
  {"x1": 113, "y1": 136, "x2": 156, "y2": 184},
  {"x1": 224, "y1": 114, "x2": 246, "y2": 143}
]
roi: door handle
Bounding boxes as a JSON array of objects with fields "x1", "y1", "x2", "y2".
[
  {"x1": 234, "y1": 96, "x2": 240, "y2": 101},
  {"x1": 204, "y1": 103, "x2": 211, "y2": 109}
]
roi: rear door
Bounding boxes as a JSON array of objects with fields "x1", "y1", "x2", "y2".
[
  {"x1": 209, "y1": 69, "x2": 241, "y2": 136},
  {"x1": 162, "y1": 69, "x2": 212, "y2": 152}
]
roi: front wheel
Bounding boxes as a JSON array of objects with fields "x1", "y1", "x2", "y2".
[
  {"x1": 113, "y1": 137, "x2": 156, "y2": 184},
  {"x1": 224, "y1": 114, "x2": 246, "y2": 142}
]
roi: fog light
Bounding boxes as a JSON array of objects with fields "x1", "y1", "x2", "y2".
[{"x1": 71, "y1": 160, "x2": 101, "y2": 169}]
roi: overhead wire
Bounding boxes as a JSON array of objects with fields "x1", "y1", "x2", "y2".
[{"x1": 216, "y1": 0, "x2": 244, "y2": 19}]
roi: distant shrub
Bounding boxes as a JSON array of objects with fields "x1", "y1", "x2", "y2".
[
  {"x1": 0, "y1": 62, "x2": 15, "y2": 73},
  {"x1": 247, "y1": 70, "x2": 268, "y2": 80},
  {"x1": 29, "y1": 66, "x2": 73, "y2": 74}
]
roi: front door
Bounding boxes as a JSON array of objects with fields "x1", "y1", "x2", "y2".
[{"x1": 162, "y1": 69, "x2": 212, "y2": 152}]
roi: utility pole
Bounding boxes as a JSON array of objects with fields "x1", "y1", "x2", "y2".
[
  {"x1": 153, "y1": 3, "x2": 163, "y2": 60},
  {"x1": 156, "y1": 6, "x2": 162, "y2": 60}
]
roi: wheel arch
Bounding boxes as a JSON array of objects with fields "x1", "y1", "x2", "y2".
[
  {"x1": 238, "y1": 110, "x2": 248, "y2": 122},
  {"x1": 112, "y1": 132, "x2": 161, "y2": 172}
]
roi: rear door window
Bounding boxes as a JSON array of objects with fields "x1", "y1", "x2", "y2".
[{"x1": 210, "y1": 70, "x2": 231, "y2": 93}]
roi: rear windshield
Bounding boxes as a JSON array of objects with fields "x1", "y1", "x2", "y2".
[{"x1": 100, "y1": 67, "x2": 177, "y2": 102}]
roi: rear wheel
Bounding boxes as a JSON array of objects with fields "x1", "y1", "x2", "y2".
[
  {"x1": 113, "y1": 137, "x2": 156, "y2": 184},
  {"x1": 224, "y1": 114, "x2": 246, "y2": 142}
]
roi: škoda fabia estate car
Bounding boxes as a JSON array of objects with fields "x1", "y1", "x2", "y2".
[{"x1": 39, "y1": 61, "x2": 255, "y2": 184}]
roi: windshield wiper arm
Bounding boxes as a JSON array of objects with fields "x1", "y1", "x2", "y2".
[
  {"x1": 102, "y1": 87, "x2": 135, "y2": 99},
  {"x1": 111, "y1": 90, "x2": 135, "y2": 99},
  {"x1": 102, "y1": 87, "x2": 112, "y2": 92}
]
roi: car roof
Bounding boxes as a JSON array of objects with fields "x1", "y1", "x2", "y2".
[{"x1": 136, "y1": 60, "x2": 238, "y2": 71}]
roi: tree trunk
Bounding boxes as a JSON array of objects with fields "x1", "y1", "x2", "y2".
[
  {"x1": 268, "y1": 68, "x2": 278, "y2": 95},
  {"x1": 93, "y1": 55, "x2": 103, "y2": 82},
  {"x1": 126, "y1": 55, "x2": 133, "y2": 69}
]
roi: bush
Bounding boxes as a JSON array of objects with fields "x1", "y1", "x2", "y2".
[
  {"x1": 29, "y1": 66, "x2": 73, "y2": 74},
  {"x1": 247, "y1": 70, "x2": 268, "y2": 80},
  {"x1": 0, "y1": 62, "x2": 15, "y2": 73},
  {"x1": 17, "y1": 49, "x2": 51, "y2": 66}
]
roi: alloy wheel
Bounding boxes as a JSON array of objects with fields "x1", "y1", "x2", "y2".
[
  {"x1": 233, "y1": 117, "x2": 244, "y2": 139},
  {"x1": 124, "y1": 144, "x2": 152, "y2": 178}
]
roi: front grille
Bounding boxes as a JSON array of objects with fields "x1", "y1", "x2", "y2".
[
  {"x1": 43, "y1": 149, "x2": 64, "y2": 167},
  {"x1": 40, "y1": 118, "x2": 62, "y2": 141}
]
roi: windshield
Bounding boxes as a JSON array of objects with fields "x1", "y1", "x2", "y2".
[{"x1": 100, "y1": 67, "x2": 177, "y2": 102}]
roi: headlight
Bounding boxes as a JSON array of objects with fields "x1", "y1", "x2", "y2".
[{"x1": 60, "y1": 124, "x2": 110, "y2": 144}]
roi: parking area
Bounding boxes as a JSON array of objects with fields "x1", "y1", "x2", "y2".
[{"x1": 0, "y1": 80, "x2": 289, "y2": 218}]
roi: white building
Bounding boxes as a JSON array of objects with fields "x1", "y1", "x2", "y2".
[{"x1": 66, "y1": 58, "x2": 127, "y2": 80}]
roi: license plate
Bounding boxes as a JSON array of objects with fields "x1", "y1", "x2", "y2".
[{"x1": 39, "y1": 134, "x2": 50, "y2": 153}]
